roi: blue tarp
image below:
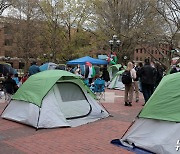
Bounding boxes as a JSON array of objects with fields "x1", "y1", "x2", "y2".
[
  {"x1": 111, "y1": 139, "x2": 154, "y2": 154},
  {"x1": 67, "y1": 56, "x2": 108, "y2": 65}
]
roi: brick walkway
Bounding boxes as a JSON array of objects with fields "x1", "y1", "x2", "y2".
[{"x1": 0, "y1": 89, "x2": 144, "y2": 154}]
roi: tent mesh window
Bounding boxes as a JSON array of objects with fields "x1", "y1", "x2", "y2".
[
  {"x1": 57, "y1": 82, "x2": 91, "y2": 119},
  {"x1": 57, "y1": 82, "x2": 86, "y2": 101},
  {"x1": 118, "y1": 75, "x2": 122, "y2": 82}
]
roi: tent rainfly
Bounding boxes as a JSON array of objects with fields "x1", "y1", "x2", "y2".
[
  {"x1": 108, "y1": 70, "x2": 125, "y2": 90},
  {"x1": 1, "y1": 70, "x2": 109, "y2": 129},
  {"x1": 111, "y1": 72, "x2": 180, "y2": 154},
  {"x1": 39, "y1": 62, "x2": 58, "y2": 71},
  {"x1": 107, "y1": 64, "x2": 122, "y2": 81}
]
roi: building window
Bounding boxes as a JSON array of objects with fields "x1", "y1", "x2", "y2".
[
  {"x1": 4, "y1": 39, "x2": 13, "y2": 46},
  {"x1": 4, "y1": 25, "x2": 11, "y2": 35},
  {"x1": 151, "y1": 50, "x2": 154, "y2": 54},
  {"x1": 140, "y1": 57, "x2": 142, "y2": 61},
  {"x1": 140, "y1": 49, "x2": 142, "y2": 53},
  {"x1": 159, "y1": 58, "x2": 161, "y2": 61},
  {"x1": 5, "y1": 50, "x2": 12, "y2": 57},
  {"x1": 136, "y1": 49, "x2": 138, "y2": 53},
  {"x1": 136, "y1": 57, "x2": 139, "y2": 61},
  {"x1": 155, "y1": 50, "x2": 157, "y2": 54}
]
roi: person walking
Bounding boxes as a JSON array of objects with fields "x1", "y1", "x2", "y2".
[
  {"x1": 139, "y1": 58, "x2": 157, "y2": 105},
  {"x1": 123, "y1": 62, "x2": 136, "y2": 106}
]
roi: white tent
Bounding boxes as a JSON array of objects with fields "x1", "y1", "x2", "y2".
[{"x1": 1, "y1": 70, "x2": 109, "y2": 129}]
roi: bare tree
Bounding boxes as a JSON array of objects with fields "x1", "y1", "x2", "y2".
[
  {"x1": 148, "y1": 0, "x2": 180, "y2": 69},
  {"x1": 0, "y1": 0, "x2": 13, "y2": 15},
  {"x1": 92, "y1": 0, "x2": 165, "y2": 62},
  {"x1": 38, "y1": 0, "x2": 93, "y2": 61},
  {"x1": 9, "y1": 0, "x2": 42, "y2": 71}
]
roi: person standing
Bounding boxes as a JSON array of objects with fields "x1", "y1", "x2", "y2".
[
  {"x1": 74, "y1": 64, "x2": 82, "y2": 77},
  {"x1": 139, "y1": 58, "x2": 157, "y2": 105},
  {"x1": 3, "y1": 73, "x2": 18, "y2": 102},
  {"x1": 85, "y1": 62, "x2": 96, "y2": 85},
  {"x1": 136, "y1": 62, "x2": 143, "y2": 92},
  {"x1": 13, "y1": 73, "x2": 20, "y2": 86},
  {"x1": 124, "y1": 62, "x2": 136, "y2": 106},
  {"x1": 28, "y1": 61, "x2": 40, "y2": 76},
  {"x1": 101, "y1": 65, "x2": 110, "y2": 87},
  {"x1": 133, "y1": 62, "x2": 139, "y2": 102}
]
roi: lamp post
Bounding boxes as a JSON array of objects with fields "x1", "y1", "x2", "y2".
[
  {"x1": 123, "y1": 55, "x2": 127, "y2": 65},
  {"x1": 43, "y1": 53, "x2": 53, "y2": 62},
  {"x1": 109, "y1": 35, "x2": 121, "y2": 53}
]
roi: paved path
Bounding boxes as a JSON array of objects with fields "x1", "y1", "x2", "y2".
[{"x1": 0, "y1": 89, "x2": 144, "y2": 154}]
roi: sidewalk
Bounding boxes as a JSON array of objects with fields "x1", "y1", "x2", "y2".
[{"x1": 0, "y1": 89, "x2": 144, "y2": 154}]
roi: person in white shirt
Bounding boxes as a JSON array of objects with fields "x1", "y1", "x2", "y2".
[{"x1": 124, "y1": 62, "x2": 136, "y2": 106}]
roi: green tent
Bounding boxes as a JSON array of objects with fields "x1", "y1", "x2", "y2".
[
  {"x1": 139, "y1": 72, "x2": 180, "y2": 122},
  {"x1": 107, "y1": 64, "x2": 122, "y2": 81},
  {"x1": 2, "y1": 70, "x2": 109, "y2": 129},
  {"x1": 12, "y1": 70, "x2": 95, "y2": 107},
  {"x1": 115, "y1": 72, "x2": 180, "y2": 154},
  {"x1": 108, "y1": 70, "x2": 125, "y2": 90}
]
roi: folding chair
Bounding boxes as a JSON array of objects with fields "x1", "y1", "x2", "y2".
[{"x1": 92, "y1": 78, "x2": 105, "y2": 101}]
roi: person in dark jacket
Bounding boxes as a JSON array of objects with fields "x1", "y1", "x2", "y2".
[
  {"x1": 170, "y1": 65, "x2": 178, "y2": 74},
  {"x1": 101, "y1": 65, "x2": 110, "y2": 87},
  {"x1": 3, "y1": 73, "x2": 18, "y2": 101},
  {"x1": 28, "y1": 61, "x2": 40, "y2": 76},
  {"x1": 154, "y1": 62, "x2": 164, "y2": 88},
  {"x1": 139, "y1": 58, "x2": 157, "y2": 104}
]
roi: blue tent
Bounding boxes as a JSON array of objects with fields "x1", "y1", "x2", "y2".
[
  {"x1": 67, "y1": 56, "x2": 108, "y2": 65},
  {"x1": 39, "y1": 62, "x2": 58, "y2": 71}
]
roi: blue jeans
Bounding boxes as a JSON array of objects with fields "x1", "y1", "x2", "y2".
[{"x1": 141, "y1": 83, "x2": 154, "y2": 103}]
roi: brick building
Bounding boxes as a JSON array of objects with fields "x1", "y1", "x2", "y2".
[
  {"x1": 0, "y1": 21, "x2": 24, "y2": 70},
  {"x1": 0, "y1": 19, "x2": 40, "y2": 73},
  {"x1": 134, "y1": 44, "x2": 171, "y2": 63}
]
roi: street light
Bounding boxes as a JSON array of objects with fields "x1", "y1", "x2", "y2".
[
  {"x1": 43, "y1": 53, "x2": 53, "y2": 62},
  {"x1": 109, "y1": 35, "x2": 121, "y2": 52}
]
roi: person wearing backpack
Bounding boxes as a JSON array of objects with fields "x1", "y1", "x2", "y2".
[{"x1": 122, "y1": 62, "x2": 136, "y2": 106}]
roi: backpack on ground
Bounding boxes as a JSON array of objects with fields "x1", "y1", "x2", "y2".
[{"x1": 122, "y1": 70, "x2": 132, "y2": 84}]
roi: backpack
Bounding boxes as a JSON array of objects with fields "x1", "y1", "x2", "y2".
[{"x1": 122, "y1": 70, "x2": 132, "y2": 84}]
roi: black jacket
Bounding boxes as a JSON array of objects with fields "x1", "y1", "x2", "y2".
[
  {"x1": 101, "y1": 69, "x2": 110, "y2": 82},
  {"x1": 4, "y1": 78, "x2": 18, "y2": 94},
  {"x1": 139, "y1": 65, "x2": 157, "y2": 85}
]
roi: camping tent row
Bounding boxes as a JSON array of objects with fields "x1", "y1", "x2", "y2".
[
  {"x1": 1, "y1": 70, "x2": 109, "y2": 129},
  {"x1": 111, "y1": 72, "x2": 180, "y2": 154}
]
